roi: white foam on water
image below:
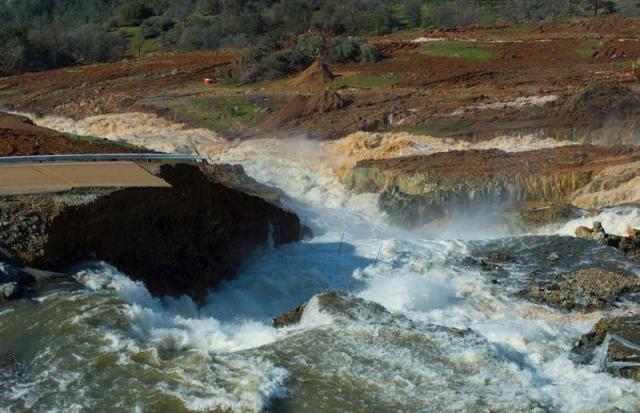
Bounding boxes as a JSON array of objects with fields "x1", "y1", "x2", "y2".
[
  {"x1": 556, "y1": 206, "x2": 640, "y2": 237},
  {"x1": 15, "y1": 112, "x2": 226, "y2": 156},
  {"x1": 5, "y1": 115, "x2": 640, "y2": 412}
]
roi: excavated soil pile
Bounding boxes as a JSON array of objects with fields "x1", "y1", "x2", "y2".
[
  {"x1": 269, "y1": 89, "x2": 351, "y2": 127},
  {"x1": 289, "y1": 61, "x2": 336, "y2": 90}
]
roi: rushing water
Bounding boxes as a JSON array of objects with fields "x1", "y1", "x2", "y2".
[{"x1": 2, "y1": 121, "x2": 640, "y2": 412}]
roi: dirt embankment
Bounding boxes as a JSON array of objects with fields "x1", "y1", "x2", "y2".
[
  {"x1": 343, "y1": 145, "x2": 640, "y2": 227},
  {"x1": 0, "y1": 163, "x2": 304, "y2": 303},
  {"x1": 0, "y1": 112, "x2": 145, "y2": 156}
]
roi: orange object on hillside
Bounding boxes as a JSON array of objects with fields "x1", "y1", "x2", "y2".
[{"x1": 203, "y1": 78, "x2": 215, "y2": 85}]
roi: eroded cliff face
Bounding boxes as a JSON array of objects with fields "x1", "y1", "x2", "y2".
[
  {"x1": 342, "y1": 146, "x2": 640, "y2": 228},
  {"x1": 0, "y1": 163, "x2": 304, "y2": 302}
]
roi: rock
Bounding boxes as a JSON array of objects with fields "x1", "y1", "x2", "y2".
[
  {"x1": 570, "y1": 161, "x2": 640, "y2": 209},
  {"x1": 573, "y1": 316, "x2": 640, "y2": 381},
  {"x1": 547, "y1": 252, "x2": 559, "y2": 261},
  {"x1": 342, "y1": 146, "x2": 640, "y2": 228},
  {"x1": 575, "y1": 223, "x2": 606, "y2": 241},
  {"x1": 0, "y1": 282, "x2": 18, "y2": 302},
  {"x1": 575, "y1": 222, "x2": 640, "y2": 258},
  {"x1": 523, "y1": 267, "x2": 640, "y2": 311},
  {"x1": 518, "y1": 204, "x2": 580, "y2": 227},
  {"x1": 273, "y1": 303, "x2": 306, "y2": 328},
  {"x1": 0, "y1": 163, "x2": 305, "y2": 303}
]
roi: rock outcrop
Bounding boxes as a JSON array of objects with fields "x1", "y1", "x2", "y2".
[
  {"x1": 573, "y1": 316, "x2": 640, "y2": 381},
  {"x1": 0, "y1": 163, "x2": 305, "y2": 303},
  {"x1": 570, "y1": 161, "x2": 640, "y2": 209},
  {"x1": 342, "y1": 145, "x2": 640, "y2": 228},
  {"x1": 575, "y1": 222, "x2": 640, "y2": 258}
]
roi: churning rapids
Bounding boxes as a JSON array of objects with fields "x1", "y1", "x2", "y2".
[{"x1": 2, "y1": 115, "x2": 640, "y2": 412}]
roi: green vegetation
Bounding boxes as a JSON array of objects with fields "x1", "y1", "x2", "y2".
[
  {"x1": 421, "y1": 41, "x2": 496, "y2": 60},
  {"x1": 110, "y1": 26, "x2": 160, "y2": 56},
  {"x1": 575, "y1": 40, "x2": 602, "y2": 57},
  {"x1": 331, "y1": 73, "x2": 402, "y2": 89},
  {"x1": 152, "y1": 96, "x2": 269, "y2": 134},
  {"x1": 0, "y1": 0, "x2": 637, "y2": 78}
]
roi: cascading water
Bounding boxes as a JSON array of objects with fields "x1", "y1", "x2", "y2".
[{"x1": 2, "y1": 116, "x2": 640, "y2": 412}]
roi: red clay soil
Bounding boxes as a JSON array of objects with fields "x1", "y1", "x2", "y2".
[{"x1": 0, "y1": 113, "x2": 144, "y2": 156}]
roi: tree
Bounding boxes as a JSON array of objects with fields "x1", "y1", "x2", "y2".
[
  {"x1": 116, "y1": 0, "x2": 155, "y2": 26},
  {"x1": 0, "y1": 37, "x2": 25, "y2": 75},
  {"x1": 404, "y1": 0, "x2": 423, "y2": 27}
]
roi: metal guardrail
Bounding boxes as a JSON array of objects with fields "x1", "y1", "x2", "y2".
[{"x1": 0, "y1": 153, "x2": 209, "y2": 164}]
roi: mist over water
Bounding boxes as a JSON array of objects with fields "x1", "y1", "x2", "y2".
[{"x1": 2, "y1": 115, "x2": 640, "y2": 412}]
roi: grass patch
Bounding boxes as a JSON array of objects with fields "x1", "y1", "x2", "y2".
[
  {"x1": 152, "y1": 95, "x2": 269, "y2": 134},
  {"x1": 576, "y1": 40, "x2": 601, "y2": 58},
  {"x1": 331, "y1": 73, "x2": 401, "y2": 89},
  {"x1": 421, "y1": 41, "x2": 496, "y2": 60}
]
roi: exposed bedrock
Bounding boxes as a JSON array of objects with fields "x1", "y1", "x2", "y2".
[
  {"x1": 573, "y1": 316, "x2": 640, "y2": 382},
  {"x1": 341, "y1": 146, "x2": 640, "y2": 228},
  {"x1": 0, "y1": 163, "x2": 305, "y2": 303}
]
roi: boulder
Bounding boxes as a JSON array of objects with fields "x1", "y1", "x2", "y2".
[
  {"x1": 575, "y1": 222, "x2": 640, "y2": 258},
  {"x1": 574, "y1": 221, "x2": 606, "y2": 241}
]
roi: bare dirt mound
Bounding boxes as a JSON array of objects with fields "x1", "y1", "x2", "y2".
[
  {"x1": 289, "y1": 61, "x2": 336, "y2": 90},
  {"x1": 269, "y1": 89, "x2": 350, "y2": 127}
]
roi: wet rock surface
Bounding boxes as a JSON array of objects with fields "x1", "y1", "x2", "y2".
[
  {"x1": 0, "y1": 163, "x2": 304, "y2": 303},
  {"x1": 575, "y1": 222, "x2": 640, "y2": 258},
  {"x1": 573, "y1": 316, "x2": 640, "y2": 381},
  {"x1": 523, "y1": 267, "x2": 640, "y2": 311},
  {"x1": 273, "y1": 303, "x2": 306, "y2": 328},
  {"x1": 465, "y1": 236, "x2": 640, "y2": 297}
]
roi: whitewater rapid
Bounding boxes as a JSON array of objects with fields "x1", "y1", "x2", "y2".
[{"x1": 3, "y1": 116, "x2": 640, "y2": 412}]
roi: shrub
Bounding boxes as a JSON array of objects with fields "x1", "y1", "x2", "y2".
[
  {"x1": 329, "y1": 36, "x2": 379, "y2": 64},
  {"x1": 116, "y1": 1, "x2": 155, "y2": 27}
]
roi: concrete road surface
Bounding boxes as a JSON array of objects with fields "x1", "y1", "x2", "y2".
[{"x1": 0, "y1": 161, "x2": 170, "y2": 195}]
